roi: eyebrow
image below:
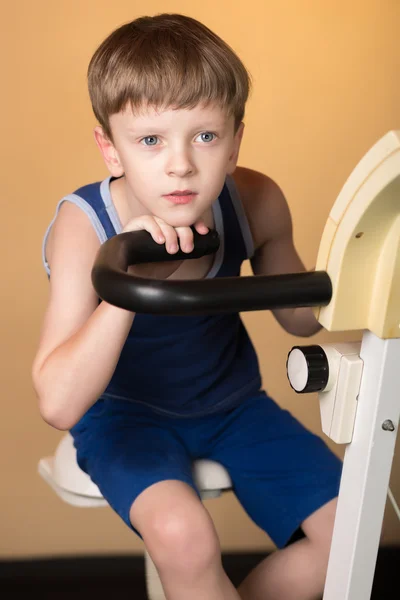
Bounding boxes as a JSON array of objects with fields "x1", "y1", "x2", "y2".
[{"x1": 126, "y1": 122, "x2": 227, "y2": 135}]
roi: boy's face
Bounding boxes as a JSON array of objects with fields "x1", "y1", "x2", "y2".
[{"x1": 94, "y1": 102, "x2": 244, "y2": 227}]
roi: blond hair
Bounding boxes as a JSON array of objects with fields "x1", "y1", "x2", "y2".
[{"x1": 87, "y1": 13, "x2": 252, "y2": 140}]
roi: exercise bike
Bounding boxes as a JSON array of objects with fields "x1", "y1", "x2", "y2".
[{"x1": 40, "y1": 130, "x2": 400, "y2": 600}]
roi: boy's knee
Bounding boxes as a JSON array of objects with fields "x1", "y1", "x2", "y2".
[
  {"x1": 130, "y1": 482, "x2": 220, "y2": 575},
  {"x1": 144, "y1": 504, "x2": 220, "y2": 575}
]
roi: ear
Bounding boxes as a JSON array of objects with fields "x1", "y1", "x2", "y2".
[
  {"x1": 93, "y1": 126, "x2": 124, "y2": 177},
  {"x1": 227, "y1": 122, "x2": 245, "y2": 174}
]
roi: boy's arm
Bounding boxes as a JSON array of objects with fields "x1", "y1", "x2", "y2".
[
  {"x1": 32, "y1": 202, "x2": 135, "y2": 430},
  {"x1": 233, "y1": 167, "x2": 322, "y2": 337},
  {"x1": 32, "y1": 203, "x2": 204, "y2": 431}
]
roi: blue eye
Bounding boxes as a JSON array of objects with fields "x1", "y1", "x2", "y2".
[
  {"x1": 140, "y1": 132, "x2": 216, "y2": 145},
  {"x1": 141, "y1": 136, "x2": 158, "y2": 146},
  {"x1": 197, "y1": 132, "x2": 216, "y2": 143}
]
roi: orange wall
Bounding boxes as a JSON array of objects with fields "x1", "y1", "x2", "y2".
[{"x1": 2, "y1": 0, "x2": 399, "y2": 558}]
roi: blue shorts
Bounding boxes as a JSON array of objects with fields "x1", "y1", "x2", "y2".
[{"x1": 70, "y1": 391, "x2": 342, "y2": 549}]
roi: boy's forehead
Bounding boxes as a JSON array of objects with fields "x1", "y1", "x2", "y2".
[{"x1": 114, "y1": 102, "x2": 232, "y2": 130}]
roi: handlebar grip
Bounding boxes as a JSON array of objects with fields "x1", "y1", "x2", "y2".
[{"x1": 91, "y1": 228, "x2": 332, "y2": 315}]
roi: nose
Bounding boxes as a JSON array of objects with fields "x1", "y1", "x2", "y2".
[{"x1": 166, "y1": 145, "x2": 195, "y2": 177}]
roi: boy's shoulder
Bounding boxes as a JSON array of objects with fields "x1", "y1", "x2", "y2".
[
  {"x1": 71, "y1": 177, "x2": 107, "y2": 200},
  {"x1": 231, "y1": 166, "x2": 292, "y2": 252}
]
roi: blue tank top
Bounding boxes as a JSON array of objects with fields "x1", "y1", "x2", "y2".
[{"x1": 42, "y1": 175, "x2": 263, "y2": 418}]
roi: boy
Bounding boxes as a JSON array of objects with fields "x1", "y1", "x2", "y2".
[{"x1": 32, "y1": 13, "x2": 342, "y2": 600}]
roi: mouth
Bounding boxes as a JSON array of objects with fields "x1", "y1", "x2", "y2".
[{"x1": 163, "y1": 191, "x2": 198, "y2": 205}]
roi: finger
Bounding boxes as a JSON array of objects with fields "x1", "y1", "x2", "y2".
[
  {"x1": 175, "y1": 226, "x2": 194, "y2": 253},
  {"x1": 123, "y1": 216, "x2": 165, "y2": 244},
  {"x1": 193, "y1": 219, "x2": 209, "y2": 235},
  {"x1": 154, "y1": 218, "x2": 179, "y2": 254}
]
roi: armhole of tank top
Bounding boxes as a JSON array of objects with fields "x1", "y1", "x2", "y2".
[
  {"x1": 225, "y1": 174, "x2": 255, "y2": 259},
  {"x1": 42, "y1": 193, "x2": 108, "y2": 277},
  {"x1": 99, "y1": 177, "x2": 123, "y2": 234},
  {"x1": 206, "y1": 198, "x2": 225, "y2": 279}
]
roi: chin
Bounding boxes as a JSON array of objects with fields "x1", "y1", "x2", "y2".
[
  {"x1": 160, "y1": 212, "x2": 199, "y2": 229},
  {"x1": 169, "y1": 219, "x2": 196, "y2": 228}
]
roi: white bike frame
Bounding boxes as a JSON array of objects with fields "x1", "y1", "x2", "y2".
[{"x1": 323, "y1": 331, "x2": 400, "y2": 599}]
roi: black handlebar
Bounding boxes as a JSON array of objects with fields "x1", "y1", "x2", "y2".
[{"x1": 91, "y1": 229, "x2": 332, "y2": 315}]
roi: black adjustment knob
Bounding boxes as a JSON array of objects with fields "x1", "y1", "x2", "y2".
[{"x1": 286, "y1": 345, "x2": 329, "y2": 393}]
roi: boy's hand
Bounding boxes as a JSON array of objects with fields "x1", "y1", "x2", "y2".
[{"x1": 122, "y1": 215, "x2": 209, "y2": 279}]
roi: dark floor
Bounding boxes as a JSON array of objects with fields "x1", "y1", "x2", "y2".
[{"x1": 1, "y1": 548, "x2": 398, "y2": 598}]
